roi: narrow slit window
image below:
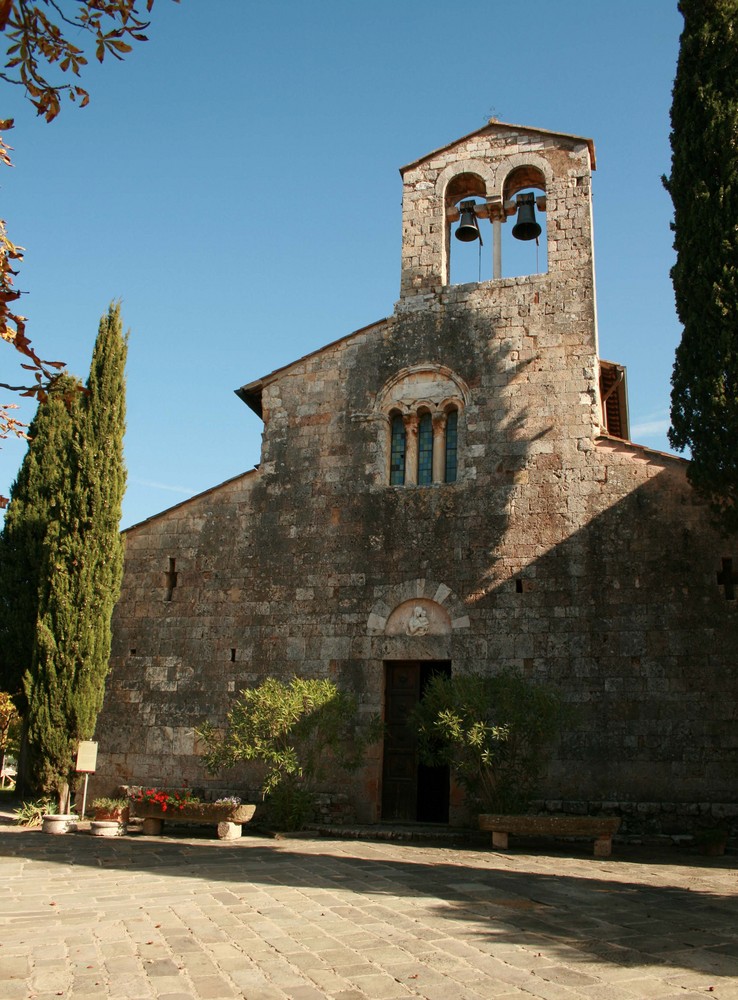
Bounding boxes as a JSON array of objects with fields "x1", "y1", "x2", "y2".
[
  {"x1": 445, "y1": 408, "x2": 458, "y2": 483},
  {"x1": 390, "y1": 414, "x2": 406, "y2": 485},
  {"x1": 418, "y1": 413, "x2": 433, "y2": 485},
  {"x1": 165, "y1": 557, "x2": 178, "y2": 602}
]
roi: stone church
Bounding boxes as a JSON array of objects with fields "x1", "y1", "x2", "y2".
[{"x1": 94, "y1": 120, "x2": 738, "y2": 830}]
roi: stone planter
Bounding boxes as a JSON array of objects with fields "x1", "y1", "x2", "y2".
[
  {"x1": 479, "y1": 813, "x2": 621, "y2": 857},
  {"x1": 132, "y1": 801, "x2": 256, "y2": 840},
  {"x1": 90, "y1": 820, "x2": 122, "y2": 838},
  {"x1": 41, "y1": 814, "x2": 77, "y2": 835},
  {"x1": 92, "y1": 806, "x2": 129, "y2": 835}
]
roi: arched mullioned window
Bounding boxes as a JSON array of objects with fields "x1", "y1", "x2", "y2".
[
  {"x1": 376, "y1": 365, "x2": 469, "y2": 488},
  {"x1": 387, "y1": 406, "x2": 461, "y2": 487},
  {"x1": 390, "y1": 413, "x2": 406, "y2": 486}
]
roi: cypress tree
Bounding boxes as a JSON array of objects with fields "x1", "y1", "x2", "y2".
[
  {"x1": 0, "y1": 374, "x2": 81, "y2": 701},
  {"x1": 22, "y1": 304, "x2": 128, "y2": 807},
  {"x1": 665, "y1": 0, "x2": 738, "y2": 533}
]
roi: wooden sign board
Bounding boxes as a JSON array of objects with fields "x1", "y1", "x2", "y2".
[{"x1": 75, "y1": 740, "x2": 98, "y2": 773}]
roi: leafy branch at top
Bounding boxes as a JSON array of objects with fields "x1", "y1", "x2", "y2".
[{"x1": 0, "y1": 1, "x2": 176, "y2": 122}]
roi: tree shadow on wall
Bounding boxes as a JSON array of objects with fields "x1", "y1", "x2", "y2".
[
  {"x1": 462, "y1": 442, "x2": 738, "y2": 802},
  {"x1": 350, "y1": 303, "x2": 542, "y2": 593}
]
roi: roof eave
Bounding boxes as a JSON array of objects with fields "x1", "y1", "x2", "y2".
[{"x1": 400, "y1": 120, "x2": 596, "y2": 175}]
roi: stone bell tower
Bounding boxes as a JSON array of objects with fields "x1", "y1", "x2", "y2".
[
  {"x1": 392, "y1": 120, "x2": 604, "y2": 455},
  {"x1": 397, "y1": 119, "x2": 597, "y2": 304}
]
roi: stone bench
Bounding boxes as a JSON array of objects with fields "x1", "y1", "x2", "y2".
[
  {"x1": 132, "y1": 802, "x2": 256, "y2": 841},
  {"x1": 479, "y1": 814, "x2": 621, "y2": 857}
]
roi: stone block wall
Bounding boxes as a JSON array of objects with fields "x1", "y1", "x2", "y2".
[
  {"x1": 92, "y1": 282, "x2": 738, "y2": 820},
  {"x1": 91, "y1": 123, "x2": 738, "y2": 826}
]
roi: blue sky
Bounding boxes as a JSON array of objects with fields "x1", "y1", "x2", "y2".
[{"x1": 1, "y1": 0, "x2": 684, "y2": 528}]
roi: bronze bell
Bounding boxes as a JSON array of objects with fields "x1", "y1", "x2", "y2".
[
  {"x1": 455, "y1": 201, "x2": 482, "y2": 243},
  {"x1": 511, "y1": 193, "x2": 542, "y2": 241}
]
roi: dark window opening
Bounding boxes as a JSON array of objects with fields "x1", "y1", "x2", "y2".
[
  {"x1": 390, "y1": 414, "x2": 406, "y2": 486},
  {"x1": 418, "y1": 412, "x2": 433, "y2": 485},
  {"x1": 718, "y1": 558, "x2": 736, "y2": 600},
  {"x1": 445, "y1": 408, "x2": 458, "y2": 483},
  {"x1": 165, "y1": 557, "x2": 178, "y2": 602},
  {"x1": 599, "y1": 361, "x2": 629, "y2": 440}
]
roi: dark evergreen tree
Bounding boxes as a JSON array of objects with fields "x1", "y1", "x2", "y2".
[
  {"x1": 22, "y1": 304, "x2": 128, "y2": 807},
  {"x1": 0, "y1": 374, "x2": 81, "y2": 701},
  {"x1": 665, "y1": 0, "x2": 738, "y2": 533}
]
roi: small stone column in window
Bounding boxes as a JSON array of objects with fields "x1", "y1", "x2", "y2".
[
  {"x1": 405, "y1": 414, "x2": 419, "y2": 486},
  {"x1": 432, "y1": 413, "x2": 446, "y2": 483}
]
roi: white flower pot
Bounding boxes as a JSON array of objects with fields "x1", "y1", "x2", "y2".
[
  {"x1": 90, "y1": 820, "x2": 122, "y2": 838},
  {"x1": 41, "y1": 814, "x2": 77, "y2": 835}
]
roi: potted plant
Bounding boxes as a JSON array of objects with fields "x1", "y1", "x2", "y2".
[
  {"x1": 14, "y1": 796, "x2": 59, "y2": 829},
  {"x1": 88, "y1": 796, "x2": 129, "y2": 837},
  {"x1": 91, "y1": 796, "x2": 130, "y2": 823}
]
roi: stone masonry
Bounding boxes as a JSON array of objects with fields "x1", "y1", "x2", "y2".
[{"x1": 92, "y1": 121, "x2": 738, "y2": 828}]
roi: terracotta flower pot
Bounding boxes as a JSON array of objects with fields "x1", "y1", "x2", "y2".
[{"x1": 93, "y1": 806, "x2": 130, "y2": 824}]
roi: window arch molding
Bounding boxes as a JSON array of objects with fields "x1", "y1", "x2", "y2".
[
  {"x1": 375, "y1": 364, "x2": 470, "y2": 413},
  {"x1": 435, "y1": 158, "x2": 496, "y2": 202},
  {"x1": 492, "y1": 153, "x2": 554, "y2": 202},
  {"x1": 375, "y1": 365, "x2": 469, "y2": 487}
]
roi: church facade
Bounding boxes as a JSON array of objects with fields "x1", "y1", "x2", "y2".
[{"x1": 93, "y1": 121, "x2": 738, "y2": 829}]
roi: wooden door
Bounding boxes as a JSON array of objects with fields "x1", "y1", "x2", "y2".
[
  {"x1": 381, "y1": 661, "x2": 450, "y2": 823},
  {"x1": 381, "y1": 662, "x2": 420, "y2": 822}
]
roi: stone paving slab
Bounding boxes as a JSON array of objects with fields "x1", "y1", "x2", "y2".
[{"x1": 0, "y1": 825, "x2": 736, "y2": 1000}]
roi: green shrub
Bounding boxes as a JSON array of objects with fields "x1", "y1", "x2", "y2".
[
  {"x1": 412, "y1": 669, "x2": 565, "y2": 814},
  {"x1": 197, "y1": 676, "x2": 382, "y2": 831},
  {"x1": 265, "y1": 781, "x2": 315, "y2": 831},
  {"x1": 14, "y1": 796, "x2": 57, "y2": 827}
]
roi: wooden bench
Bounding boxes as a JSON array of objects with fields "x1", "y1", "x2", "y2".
[{"x1": 479, "y1": 814, "x2": 621, "y2": 857}]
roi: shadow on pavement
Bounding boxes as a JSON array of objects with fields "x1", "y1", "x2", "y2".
[{"x1": 1, "y1": 823, "x2": 737, "y2": 982}]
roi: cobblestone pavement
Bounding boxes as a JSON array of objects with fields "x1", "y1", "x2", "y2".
[{"x1": 1, "y1": 824, "x2": 737, "y2": 1000}]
